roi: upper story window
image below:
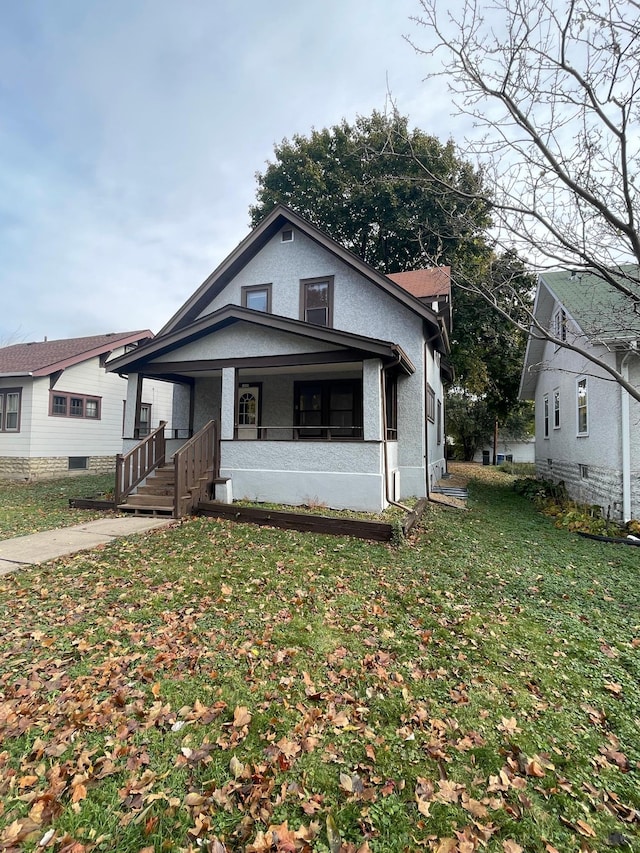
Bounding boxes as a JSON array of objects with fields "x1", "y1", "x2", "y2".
[
  {"x1": 553, "y1": 307, "x2": 567, "y2": 344},
  {"x1": 0, "y1": 388, "x2": 21, "y2": 432},
  {"x1": 242, "y1": 283, "x2": 272, "y2": 313},
  {"x1": 577, "y1": 377, "x2": 588, "y2": 435},
  {"x1": 300, "y1": 276, "x2": 333, "y2": 327},
  {"x1": 281, "y1": 228, "x2": 294, "y2": 243},
  {"x1": 50, "y1": 391, "x2": 101, "y2": 420}
]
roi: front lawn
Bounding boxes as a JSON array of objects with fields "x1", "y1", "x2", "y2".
[
  {"x1": 0, "y1": 474, "x2": 117, "y2": 540},
  {"x1": 0, "y1": 466, "x2": 638, "y2": 852}
]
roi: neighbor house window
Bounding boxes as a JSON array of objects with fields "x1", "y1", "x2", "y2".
[
  {"x1": 577, "y1": 378, "x2": 588, "y2": 435},
  {"x1": 553, "y1": 308, "x2": 567, "y2": 343},
  {"x1": 68, "y1": 457, "x2": 88, "y2": 470},
  {"x1": 437, "y1": 400, "x2": 442, "y2": 445},
  {"x1": 294, "y1": 378, "x2": 362, "y2": 439},
  {"x1": 242, "y1": 283, "x2": 272, "y2": 313},
  {"x1": 543, "y1": 394, "x2": 549, "y2": 438},
  {"x1": 553, "y1": 389, "x2": 560, "y2": 429},
  {"x1": 0, "y1": 388, "x2": 21, "y2": 432},
  {"x1": 426, "y1": 384, "x2": 435, "y2": 423},
  {"x1": 50, "y1": 391, "x2": 101, "y2": 420},
  {"x1": 300, "y1": 276, "x2": 333, "y2": 327},
  {"x1": 579, "y1": 463, "x2": 589, "y2": 479}
]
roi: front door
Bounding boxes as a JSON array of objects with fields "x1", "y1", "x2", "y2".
[{"x1": 237, "y1": 385, "x2": 260, "y2": 439}]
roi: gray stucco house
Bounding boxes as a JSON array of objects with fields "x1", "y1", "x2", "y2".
[
  {"x1": 520, "y1": 267, "x2": 640, "y2": 521},
  {"x1": 107, "y1": 206, "x2": 452, "y2": 514}
]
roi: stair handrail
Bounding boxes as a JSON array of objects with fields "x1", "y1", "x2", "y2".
[
  {"x1": 115, "y1": 421, "x2": 167, "y2": 505},
  {"x1": 173, "y1": 419, "x2": 219, "y2": 518}
]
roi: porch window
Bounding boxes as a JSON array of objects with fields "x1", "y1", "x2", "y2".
[
  {"x1": 294, "y1": 378, "x2": 362, "y2": 439},
  {"x1": 300, "y1": 276, "x2": 333, "y2": 327},
  {"x1": 385, "y1": 373, "x2": 398, "y2": 439},
  {"x1": 242, "y1": 283, "x2": 272, "y2": 313},
  {"x1": 50, "y1": 391, "x2": 101, "y2": 420},
  {"x1": 0, "y1": 388, "x2": 21, "y2": 432}
]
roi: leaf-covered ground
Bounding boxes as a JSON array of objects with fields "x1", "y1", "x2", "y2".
[
  {"x1": 0, "y1": 466, "x2": 638, "y2": 852},
  {"x1": 0, "y1": 475, "x2": 118, "y2": 540}
]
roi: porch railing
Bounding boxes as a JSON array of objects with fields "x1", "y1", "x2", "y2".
[
  {"x1": 115, "y1": 421, "x2": 167, "y2": 505},
  {"x1": 174, "y1": 419, "x2": 219, "y2": 517}
]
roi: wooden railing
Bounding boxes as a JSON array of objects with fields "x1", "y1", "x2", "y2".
[
  {"x1": 115, "y1": 421, "x2": 167, "y2": 505},
  {"x1": 173, "y1": 420, "x2": 219, "y2": 518}
]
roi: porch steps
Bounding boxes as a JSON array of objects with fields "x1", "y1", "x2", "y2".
[{"x1": 118, "y1": 465, "x2": 182, "y2": 516}]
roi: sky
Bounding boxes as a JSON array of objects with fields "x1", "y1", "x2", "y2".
[{"x1": 0, "y1": 0, "x2": 458, "y2": 345}]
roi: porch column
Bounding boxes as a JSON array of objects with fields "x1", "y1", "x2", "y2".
[
  {"x1": 221, "y1": 367, "x2": 236, "y2": 440},
  {"x1": 123, "y1": 373, "x2": 142, "y2": 439},
  {"x1": 363, "y1": 359, "x2": 383, "y2": 442}
]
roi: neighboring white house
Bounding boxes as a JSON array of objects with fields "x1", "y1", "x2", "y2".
[
  {"x1": 520, "y1": 267, "x2": 640, "y2": 520},
  {"x1": 107, "y1": 205, "x2": 452, "y2": 513},
  {"x1": 472, "y1": 436, "x2": 535, "y2": 466},
  {"x1": 0, "y1": 332, "x2": 174, "y2": 481}
]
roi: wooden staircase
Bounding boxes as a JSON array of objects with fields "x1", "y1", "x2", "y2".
[{"x1": 117, "y1": 464, "x2": 180, "y2": 516}]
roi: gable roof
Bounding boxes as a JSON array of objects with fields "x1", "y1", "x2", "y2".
[
  {"x1": 0, "y1": 331, "x2": 153, "y2": 378},
  {"x1": 107, "y1": 306, "x2": 416, "y2": 377},
  {"x1": 158, "y1": 204, "x2": 448, "y2": 353},
  {"x1": 519, "y1": 265, "x2": 640, "y2": 399},
  {"x1": 387, "y1": 267, "x2": 451, "y2": 299},
  {"x1": 540, "y1": 267, "x2": 640, "y2": 343}
]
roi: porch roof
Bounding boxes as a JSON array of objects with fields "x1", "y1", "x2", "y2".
[{"x1": 106, "y1": 305, "x2": 416, "y2": 377}]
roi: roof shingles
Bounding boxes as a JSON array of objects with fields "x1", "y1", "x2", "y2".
[{"x1": 0, "y1": 332, "x2": 152, "y2": 376}]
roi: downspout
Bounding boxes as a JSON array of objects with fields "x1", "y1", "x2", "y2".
[
  {"x1": 621, "y1": 348, "x2": 635, "y2": 522},
  {"x1": 381, "y1": 360, "x2": 412, "y2": 512}
]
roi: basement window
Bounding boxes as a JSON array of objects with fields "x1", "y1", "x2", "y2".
[
  {"x1": 68, "y1": 457, "x2": 88, "y2": 470},
  {"x1": 579, "y1": 464, "x2": 589, "y2": 479}
]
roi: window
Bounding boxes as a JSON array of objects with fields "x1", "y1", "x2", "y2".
[
  {"x1": 577, "y1": 378, "x2": 588, "y2": 435},
  {"x1": 385, "y1": 373, "x2": 398, "y2": 439},
  {"x1": 543, "y1": 394, "x2": 549, "y2": 438},
  {"x1": 50, "y1": 391, "x2": 101, "y2": 420},
  {"x1": 300, "y1": 276, "x2": 333, "y2": 327},
  {"x1": 242, "y1": 283, "x2": 272, "y2": 313},
  {"x1": 68, "y1": 457, "x2": 88, "y2": 470},
  {"x1": 579, "y1": 464, "x2": 589, "y2": 479},
  {"x1": 294, "y1": 379, "x2": 362, "y2": 439},
  {"x1": 553, "y1": 389, "x2": 560, "y2": 429},
  {"x1": 426, "y1": 384, "x2": 435, "y2": 423},
  {"x1": 0, "y1": 388, "x2": 21, "y2": 432},
  {"x1": 553, "y1": 308, "x2": 567, "y2": 342},
  {"x1": 281, "y1": 228, "x2": 294, "y2": 243},
  {"x1": 437, "y1": 400, "x2": 442, "y2": 445}
]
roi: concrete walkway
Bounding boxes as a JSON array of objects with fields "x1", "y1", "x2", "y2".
[{"x1": 0, "y1": 516, "x2": 173, "y2": 575}]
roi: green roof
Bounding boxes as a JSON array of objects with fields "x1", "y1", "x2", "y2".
[{"x1": 541, "y1": 266, "x2": 640, "y2": 342}]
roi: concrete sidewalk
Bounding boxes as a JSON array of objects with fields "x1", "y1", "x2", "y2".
[{"x1": 0, "y1": 516, "x2": 173, "y2": 575}]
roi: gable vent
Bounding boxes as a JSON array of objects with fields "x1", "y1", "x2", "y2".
[{"x1": 281, "y1": 228, "x2": 294, "y2": 243}]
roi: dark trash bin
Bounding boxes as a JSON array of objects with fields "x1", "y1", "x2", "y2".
[{"x1": 482, "y1": 450, "x2": 490, "y2": 466}]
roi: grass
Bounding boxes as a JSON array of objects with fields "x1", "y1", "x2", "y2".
[
  {"x1": 0, "y1": 473, "x2": 118, "y2": 540},
  {"x1": 0, "y1": 464, "x2": 638, "y2": 852}
]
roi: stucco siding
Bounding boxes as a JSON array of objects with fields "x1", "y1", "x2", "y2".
[{"x1": 220, "y1": 439, "x2": 385, "y2": 511}]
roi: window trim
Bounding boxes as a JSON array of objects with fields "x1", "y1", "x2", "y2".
[
  {"x1": 49, "y1": 391, "x2": 101, "y2": 420},
  {"x1": 241, "y1": 283, "x2": 272, "y2": 313},
  {"x1": 576, "y1": 376, "x2": 588, "y2": 436},
  {"x1": 299, "y1": 276, "x2": 334, "y2": 327},
  {"x1": 0, "y1": 387, "x2": 22, "y2": 432},
  {"x1": 553, "y1": 388, "x2": 561, "y2": 429}
]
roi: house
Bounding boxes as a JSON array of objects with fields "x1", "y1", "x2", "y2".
[
  {"x1": 519, "y1": 267, "x2": 640, "y2": 520},
  {"x1": 0, "y1": 332, "x2": 174, "y2": 481},
  {"x1": 106, "y1": 206, "x2": 452, "y2": 514}
]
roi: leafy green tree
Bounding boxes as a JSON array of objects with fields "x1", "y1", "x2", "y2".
[{"x1": 251, "y1": 110, "x2": 490, "y2": 274}]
